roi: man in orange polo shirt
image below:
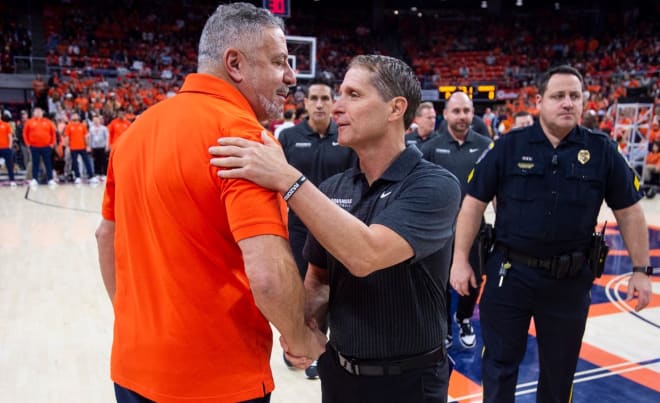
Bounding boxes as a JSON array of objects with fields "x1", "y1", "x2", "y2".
[
  {"x1": 23, "y1": 107, "x2": 56, "y2": 186},
  {"x1": 107, "y1": 110, "x2": 131, "y2": 150},
  {"x1": 63, "y1": 113, "x2": 96, "y2": 184},
  {"x1": 0, "y1": 112, "x2": 15, "y2": 186},
  {"x1": 95, "y1": 4, "x2": 325, "y2": 403}
]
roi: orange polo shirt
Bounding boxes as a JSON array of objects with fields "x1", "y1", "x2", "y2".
[
  {"x1": 64, "y1": 121, "x2": 88, "y2": 150},
  {"x1": 102, "y1": 73, "x2": 287, "y2": 403},
  {"x1": 24, "y1": 117, "x2": 56, "y2": 147},
  {"x1": 0, "y1": 121, "x2": 11, "y2": 148},
  {"x1": 107, "y1": 117, "x2": 131, "y2": 148}
]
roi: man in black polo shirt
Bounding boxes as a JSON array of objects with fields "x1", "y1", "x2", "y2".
[
  {"x1": 211, "y1": 55, "x2": 461, "y2": 403},
  {"x1": 420, "y1": 91, "x2": 492, "y2": 350},
  {"x1": 277, "y1": 77, "x2": 356, "y2": 378},
  {"x1": 405, "y1": 101, "x2": 438, "y2": 148}
]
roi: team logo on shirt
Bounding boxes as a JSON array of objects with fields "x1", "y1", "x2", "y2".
[
  {"x1": 294, "y1": 142, "x2": 312, "y2": 148},
  {"x1": 434, "y1": 148, "x2": 451, "y2": 154},
  {"x1": 577, "y1": 149, "x2": 590, "y2": 165},
  {"x1": 331, "y1": 198, "x2": 352, "y2": 209}
]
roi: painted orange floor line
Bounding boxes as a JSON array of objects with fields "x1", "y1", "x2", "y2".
[
  {"x1": 448, "y1": 370, "x2": 482, "y2": 402},
  {"x1": 578, "y1": 342, "x2": 660, "y2": 392},
  {"x1": 608, "y1": 249, "x2": 660, "y2": 256}
]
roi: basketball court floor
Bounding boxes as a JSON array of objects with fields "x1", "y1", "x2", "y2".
[{"x1": 1, "y1": 182, "x2": 658, "y2": 402}]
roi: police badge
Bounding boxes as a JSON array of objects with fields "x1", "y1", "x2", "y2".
[{"x1": 577, "y1": 149, "x2": 590, "y2": 165}]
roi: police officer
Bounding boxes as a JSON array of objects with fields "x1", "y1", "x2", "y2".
[
  {"x1": 277, "y1": 76, "x2": 356, "y2": 378},
  {"x1": 212, "y1": 55, "x2": 461, "y2": 403},
  {"x1": 405, "y1": 102, "x2": 438, "y2": 148},
  {"x1": 451, "y1": 65, "x2": 653, "y2": 403},
  {"x1": 420, "y1": 91, "x2": 492, "y2": 350}
]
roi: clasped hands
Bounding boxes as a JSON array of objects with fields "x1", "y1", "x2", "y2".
[{"x1": 281, "y1": 319, "x2": 327, "y2": 369}]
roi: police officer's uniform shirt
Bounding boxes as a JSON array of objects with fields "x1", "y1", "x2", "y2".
[
  {"x1": 304, "y1": 146, "x2": 461, "y2": 359},
  {"x1": 279, "y1": 119, "x2": 356, "y2": 228},
  {"x1": 404, "y1": 129, "x2": 437, "y2": 149},
  {"x1": 421, "y1": 128, "x2": 492, "y2": 196},
  {"x1": 467, "y1": 122, "x2": 642, "y2": 258}
]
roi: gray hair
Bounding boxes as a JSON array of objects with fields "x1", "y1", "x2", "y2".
[
  {"x1": 348, "y1": 55, "x2": 421, "y2": 129},
  {"x1": 198, "y1": 2, "x2": 284, "y2": 72}
]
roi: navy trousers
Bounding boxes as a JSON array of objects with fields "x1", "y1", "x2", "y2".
[{"x1": 480, "y1": 251, "x2": 593, "y2": 403}]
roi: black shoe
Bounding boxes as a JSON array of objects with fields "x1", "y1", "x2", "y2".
[
  {"x1": 454, "y1": 313, "x2": 477, "y2": 349},
  {"x1": 305, "y1": 360, "x2": 318, "y2": 379}
]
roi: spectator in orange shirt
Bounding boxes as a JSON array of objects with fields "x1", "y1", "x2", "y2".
[
  {"x1": 64, "y1": 113, "x2": 96, "y2": 184},
  {"x1": 95, "y1": 4, "x2": 325, "y2": 403},
  {"x1": 24, "y1": 107, "x2": 57, "y2": 186},
  {"x1": 107, "y1": 110, "x2": 131, "y2": 149},
  {"x1": 0, "y1": 112, "x2": 15, "y2": 186}
]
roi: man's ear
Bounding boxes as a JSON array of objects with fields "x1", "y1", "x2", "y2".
[
  {"x1": 388, "y1": 96, "x2": 407, "y2": 123},
  {"x1": 225, "y1": 48, "x2": 244, "y2": 83}
]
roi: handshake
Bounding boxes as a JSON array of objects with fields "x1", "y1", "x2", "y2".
[{"x1": 280, "y1": 319, "x2": 328, "y2": 369}]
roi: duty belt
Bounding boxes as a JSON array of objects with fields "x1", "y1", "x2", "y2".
[
  {"x1": 495, "y1": 243, "x2": 586, "y2": 279},
  {"x1": 330, "y1": 344, "x2": 445, "y2": 376}
]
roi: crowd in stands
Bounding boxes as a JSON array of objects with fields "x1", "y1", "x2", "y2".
[
  {"x1": 1, "y1": 0, "x2": 659, "y2": 178},
  {"x1": 0, "y1": 4, "x2": 32, "y2": 73}
]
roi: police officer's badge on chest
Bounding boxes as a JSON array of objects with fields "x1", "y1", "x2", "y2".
[{"x1": 577, "y1": 149, "x2": 590, "y2": 165}]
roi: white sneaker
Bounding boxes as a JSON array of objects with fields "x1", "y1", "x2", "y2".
[
  {"x1": 454, "y1": 312, "x2": 477, "y2": 349},
  {"x1": 48, "y1": 179, "x2": 57, "y2": 187},
  {"x1": 74, "y1": 177, "x2": 82, "y2": 184},
  {"x1": 29, "y1": 179, "x2": 39, "y2": 187},
  {"x1": 89, "y1": 176, "x2": 100, "y2": 184},
  {"x1": 10, "y1": 181, "x2": 17, "y2": 188}
]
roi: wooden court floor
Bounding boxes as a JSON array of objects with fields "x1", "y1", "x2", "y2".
[{"x1": 1, "y1": 183, "x2": 658, "y2": 402}]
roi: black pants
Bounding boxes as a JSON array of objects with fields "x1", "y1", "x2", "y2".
[
  {"x1": 447, "y1": 237, "x2": 482, "y2": 328},
  {"x1": 480, "y1": 251, "x2": 593, "y2": 403},
  {"x1": 317, "y1": 346, "x2": 449, "y2": 403},
  {"x1": 114, "y1": 383, "x2": 271, "y2": 403},
  {"x1": 92, "y1": 147, "x2": 107, "y2": 175}
]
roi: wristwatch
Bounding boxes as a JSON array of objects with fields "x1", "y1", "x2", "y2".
[{"x1": 632, "y1": 266, "x2": 654, "y2": 275}]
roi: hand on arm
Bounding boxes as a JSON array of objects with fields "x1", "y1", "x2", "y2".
[
  {"x1": 451, "y1": 195, "x2": 488, "y2": 296},
  {"x1": 95, "y1": 219, "x2": 116, "y2": 303},
  {"x1": 239, "y1": 235, "x2": 325, "y2": 367},
  {"x1": 210, "y1": 133, "x2": 414, "y2": 277},
  {"x1": 613, "y1": 202, "x2": 652, "y2": 311}
]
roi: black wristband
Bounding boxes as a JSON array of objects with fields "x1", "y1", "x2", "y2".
[
  {"x1": 283, "y1": 175, "x2": 307, "y2": 202},
  {"x1": 632, "y1": 266, "x2": 654, "y2": 276}
]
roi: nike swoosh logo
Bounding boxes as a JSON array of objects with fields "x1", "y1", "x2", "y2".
[
  {"x1": 469, "y1": 148, "x2": 479, "y2": 153},
  {"x1": 380, "y1": 191, "x2": 392, "y2": 199},
  {"x1": 332, "y1": 142, "x2": 339, "y2": 146}
]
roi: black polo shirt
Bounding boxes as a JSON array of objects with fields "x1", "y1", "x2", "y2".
[
  {"x1": 278, "y1": 119, "x2": 356, "y2": 186},
  {"x1": 420, "y1": 128, "x2": 492, "y2": 196},
  {"x1": 304, "y1": 146, "x2": 461, "y2": 359},
  {"x1": 404, "y1": 129, "x2": 437, "y2": 148},
  {"x1": 467, "y1": 122, "x2": 642, "y2": 258}
]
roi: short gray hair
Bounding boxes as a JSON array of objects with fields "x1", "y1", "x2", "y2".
[
  {"x1": 198, "y1": 2, "x2": 284, "y2": 71},
  {"x1": 348, "y1": 55, "x2": 421, "y2": 129}
]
